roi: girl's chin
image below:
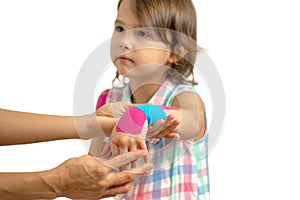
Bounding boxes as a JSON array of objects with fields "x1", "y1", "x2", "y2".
[
  {"x1": 117, "y1": 70, "x2": 126, "y2": 76},
  {"x1": 117, "y1": 69, "x2": 134, "y2": 77}
]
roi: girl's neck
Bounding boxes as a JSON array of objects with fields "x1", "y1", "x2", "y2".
[
  {"x1": 130, "y1": 83, "x2": 161, "y2": 103},
  {"x1": 129, "y1": 73, "x2": 167, "y2": 103}
]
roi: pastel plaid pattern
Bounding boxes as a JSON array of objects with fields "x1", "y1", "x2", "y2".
[{"x1": 104, "y1": 78, "x2": 210, "y2": 199}]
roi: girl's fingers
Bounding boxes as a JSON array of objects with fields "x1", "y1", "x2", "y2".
[
  {"x1": 128, "y1": 145, "x2": 138, "y2": 168},
  {"x1": 150, "y1": 116, "x2": 180, "y2": 139},
  {"x1": 161, "y1": 132, "x2": 180, "y2": 139},
  {"x1": 164, "y1": 114, "x2": 176, "y2": 127},
  {"x1": 137, "y1": 140, "x2": 149, "y2": 163},
  {"x1": 147, "y1": 119, "x2": 165, "y2": 137}
]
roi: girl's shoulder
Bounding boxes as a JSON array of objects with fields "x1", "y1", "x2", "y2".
[
  {"x1": 174, "y1": 84, "x2": 197, "y2": 94},
  {"x1": 168, "y1": 83, "x2": 198, "y2": 101}
]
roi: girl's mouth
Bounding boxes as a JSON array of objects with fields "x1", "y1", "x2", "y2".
[{"x1": 118, "y1": 55, "x2": 133, "y2": 62}]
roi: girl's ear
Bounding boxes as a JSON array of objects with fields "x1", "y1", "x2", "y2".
[{"x1": 168, "y1": 45, "x2": 187, "y2": 63}]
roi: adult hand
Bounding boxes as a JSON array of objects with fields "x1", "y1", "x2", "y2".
[
  {"x1": 75, "y1": 102, "x2": 134, "y2": 140},
  {"x1": 96, "y1": 102, "x2": 134, "y2": 119},
  {"x1": 49, "y1": 152, "x2": 153, "y2": 199}
]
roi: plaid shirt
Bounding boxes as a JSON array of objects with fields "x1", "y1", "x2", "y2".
[{"x1": 99, "y1": 78, "x2": 210, "y2": 200}]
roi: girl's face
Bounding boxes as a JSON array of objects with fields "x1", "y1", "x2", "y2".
[{"x1": 110, "y1": 0, "x2": 173, "y2": 77}]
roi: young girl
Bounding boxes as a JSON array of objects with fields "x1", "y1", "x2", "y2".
[{"x1": 90, "y1": 0, "x2": 210, "y2": 199}]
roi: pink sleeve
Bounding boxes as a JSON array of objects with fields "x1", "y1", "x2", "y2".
[{"x1": 95, "y1": 89, "x2": 109, "y2": 110}]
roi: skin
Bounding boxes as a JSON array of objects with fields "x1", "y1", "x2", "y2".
[
  {"x1": 91, "y1": 0, "x2": 206, "y2": 168},
  {"x1": 0, "y1": 153, "x2": 153, "y2": 200},
  {"x1": 89, "y1": 99, "x2": 181, "y2": 158},
  {"x1": 0, "y1": 101, "x2": 179, "y2": 199},
  {"x1": 0, "y1": 103, "x2": 179, "y2": 146},
  {"x1": 0, "y1": 106, "x2": 114, "y2": 146},
  {"x1": 0, "y1": 106, "x2": 156, "y2": 199},
  {"x1": 108, "y1": 0, "x2": 180, "y2": 157}
]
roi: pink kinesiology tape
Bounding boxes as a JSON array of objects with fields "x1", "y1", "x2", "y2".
[
  {"x1": 116, "y1": 107, "x2": 147, "y2": 135},
  {"x1": 116, "y1": 105, "x2": 179, "y2": 135}
]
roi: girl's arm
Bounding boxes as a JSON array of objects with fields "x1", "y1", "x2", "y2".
[
  {"x1": 112, "y1": 97, "x2": 205, "y2": 141},
  {"x1": 171, "y1": 91, "x2": 206, "y2": 141}
]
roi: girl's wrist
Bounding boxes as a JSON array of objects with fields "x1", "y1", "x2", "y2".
[{"x1": 96, "y1": 115, "x2": 116, "y2": 137}]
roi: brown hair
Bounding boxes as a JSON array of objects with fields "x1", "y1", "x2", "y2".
[{"x1": 116, "y1": 0, "x2": 199, "y2": 85}]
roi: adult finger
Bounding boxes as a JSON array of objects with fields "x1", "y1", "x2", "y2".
[
  {"x1": 111, "y1": 102, "x2": 134, "y2": 117},
  {"x1": 96, "y1": 172, "x2": 135, "y2": 199},
  {"x1": 125, "y1": 161, "x2": 154, "y2": 174},
  {"x1": 120, "y1": 148, "x2": 131, "y2": 171},
  {"x1": 100, "y1": 162, "x2": 153, "y2": 198},
  {"x1": 100, "y1": 142, "x2": 111, "y2": 157},
  {"x1": 103, "y1": 150, "x2": 148, "y2": 169},
  {"x1": 111, "y1": 142, "x2": 120, "y2": 159}
]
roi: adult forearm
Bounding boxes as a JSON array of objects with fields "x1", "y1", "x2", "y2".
[
  {"x1": 0, "y1": 171, "x2": 58, "y2": 200},
  {"x1": 0, "y1": 109, "x2": 78, "y2": 145}
]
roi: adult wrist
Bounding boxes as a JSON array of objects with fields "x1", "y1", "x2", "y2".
[
  {"x1": 38, "y1": 170, "x2": 61, "y2": 199},
  {"x1": 0, "y1": 171, "x2": 59, "y2": 200},
  {"x1": 73, "y1": 114, "x2": 101, "y2": 139}
]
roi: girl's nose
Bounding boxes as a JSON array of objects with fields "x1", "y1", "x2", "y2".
[{"x1": 119, "y1": 33, "x2": 133, "y2": 52}]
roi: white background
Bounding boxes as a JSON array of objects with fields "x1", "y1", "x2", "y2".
[{"x1": 1, "y1": 0, "x2": 299, "y2": 199}]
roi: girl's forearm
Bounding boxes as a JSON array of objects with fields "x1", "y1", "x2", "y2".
[
  {"x1": 114, "y1": 105, "x2": 203, "y2": 140},
  {"x1": 165, "y1": 108, "x2": 205, "y2": 141}
]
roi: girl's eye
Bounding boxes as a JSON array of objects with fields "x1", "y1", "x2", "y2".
[
  {"x1": 137, "y1": 30, "x2": 147, "y2": 37},
  {"x1": 115, "y1": 26, "x2": 124, "y2": 33}
]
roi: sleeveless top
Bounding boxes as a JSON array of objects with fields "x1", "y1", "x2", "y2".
[{"x1": 97, "y1": 78, "x2": 210, "y2": 200}]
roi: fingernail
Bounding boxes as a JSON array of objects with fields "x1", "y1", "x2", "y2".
[
  {"x1": 144, "y1": 163, "x2": 154, "y2": 171},
  {"x1": 175, "y1": 135, "x2": 181, "y2": 140},
  {"x1": 150, "y1": 138, "x2": 157, "y2": 144}
]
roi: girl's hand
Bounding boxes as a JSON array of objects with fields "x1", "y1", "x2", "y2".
[
  {"x1": 109, "y1": 126, "x2": 148, "y2": 170},
  {"x1": 147, "y1": 114, "x2": 181, "y2": 139}
]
